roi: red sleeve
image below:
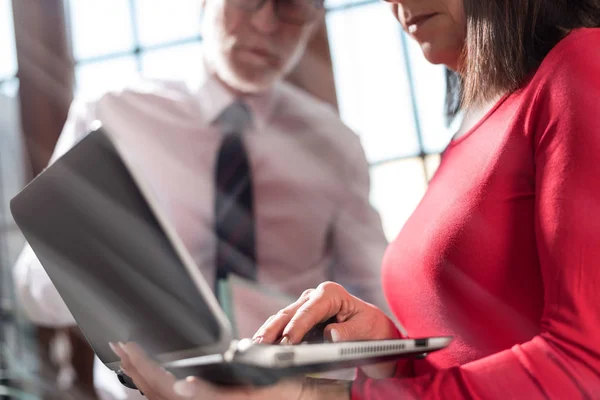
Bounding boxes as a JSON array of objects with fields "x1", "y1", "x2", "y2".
[{"x1": 352, "y1": 30, "x2": 600, "y2": 399}]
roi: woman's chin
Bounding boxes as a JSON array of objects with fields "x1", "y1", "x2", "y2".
[{"x1": 420, "y1": 44, "x2": 460, "y2": 70}]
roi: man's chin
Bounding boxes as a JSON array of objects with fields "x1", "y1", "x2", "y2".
[{"x1": 224, "y1": 68, "x2": 281, "y2": 94}]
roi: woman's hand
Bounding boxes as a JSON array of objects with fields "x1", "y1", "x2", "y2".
[
  {"x1": 252, "y1": 282, "x2": 402, "y2": 378},
  {"x1": 111, "y1": 342, "x2": 351, "y2": 400}
]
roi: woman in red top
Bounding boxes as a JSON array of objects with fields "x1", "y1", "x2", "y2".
[{"x1": 115, "y1": 0, "x2": 600, "y2": 398}]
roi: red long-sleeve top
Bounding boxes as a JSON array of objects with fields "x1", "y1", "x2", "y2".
[{"x1": 353, "y1": 28, "x2": 600, "y2": 399}]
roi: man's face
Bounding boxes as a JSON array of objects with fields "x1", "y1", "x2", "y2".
[{"x1": 202, "y1": 0, "x2": 322, "y2": 93}]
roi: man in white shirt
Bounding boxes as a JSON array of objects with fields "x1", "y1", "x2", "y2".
[{"x1": 12, "y1": 0, "x2": 389, "y2": 398}]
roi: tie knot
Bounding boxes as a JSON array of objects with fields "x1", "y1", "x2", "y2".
[{"x1": 216, "y1": 100, "x2": 252, "y2": 134}]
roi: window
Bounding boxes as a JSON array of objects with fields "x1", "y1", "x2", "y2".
[
  {"x1": 66, "y1": 0, "x2": 453, "y2": 240},
  {"x1": 0, "y1": 0, "x2": 18, "y2": 96},
  {"x1": 327, "y1": 0, "x2": 452, "y2": 239},
  {"x1": 0, "y1": 0, "x2": 28, "y2": 391},
  {"x1": 0, "y1": 0, "x2": 20, "y2": 262},
  {"x1": 68, "y1": 0, "x2": 204, "y2": 98}
]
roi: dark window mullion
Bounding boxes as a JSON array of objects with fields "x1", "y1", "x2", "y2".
[
  {"x1": 128, "y1": 0, "x2": 143, "y2": 72},
  {"x1": 326, "y1": 0, "x2": 439, "y2": 185},
  {"x1": 75, "y1": 36, "x2": 203, "y2": 66},
  {"x1": 420, "y1": 154, "x2": 428, "y2": 182},
  {"x1": 398, "y1": 27, "x2": 430, "y2": 182},
  {"x1": 369, "y1": 153, "x2": 421, "y2": 168}
]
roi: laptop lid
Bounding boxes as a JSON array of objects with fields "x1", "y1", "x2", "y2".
[{"x1": 10, "y1": 125, "x2": 234, "y2": 370}]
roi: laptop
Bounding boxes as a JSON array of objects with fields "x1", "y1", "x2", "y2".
[{"x1": 10, "y1": 124, "x2": 452, "y2": 387}]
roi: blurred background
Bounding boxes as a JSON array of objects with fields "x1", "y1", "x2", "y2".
[{"x1": 0, "y1": 0, "x2": 454, "y2": 398}]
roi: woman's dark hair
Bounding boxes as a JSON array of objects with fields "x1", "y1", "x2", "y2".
[
  {"x1": 445, "y1": 68, "x2": 462, "y2": 125},
  {"x1": 457, "y1": 0, "x2": 600, "y2": 108}
]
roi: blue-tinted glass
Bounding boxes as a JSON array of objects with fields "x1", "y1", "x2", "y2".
[
  {"x1": 327, "y1": 2, "x2": 420, "y2": 163},
  {"x1": 425, "y1": 153, "x2": 441, "y2": 181},
  {"x1": 0, "y1": 78, "x2": 19, "y2": 97},
  {"x1": 406, "y1": 37, "x2": 454, "y2": 154},
  {"x1": 69, "y1": 0, "x2": 136, "y2": 60},
  {"x1": 140, "y1": 42, "x2": 205, "y2": 86},
  {"x1": 76, "y1": 56, "x2": 139, "y2": 98},
  {"x1": 425, "y1": 154, "x2": 441, "y2": 181},
  {"x1": 0, "y1": 79, "x2": 25, "y2": 269},
  {"x1": 326, "y1": 0, "x2": 377, "y2": 11},
  {"x1": 135, "y1": 0, "x2": 202, "y2": 47},
  {"x1": 0, "y1": 0, "x2": 17, "y2": 79},
  {"x1": 370, "y1": 158, "x2": 427, "y2": 240}
]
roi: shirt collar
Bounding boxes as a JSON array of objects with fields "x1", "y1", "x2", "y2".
[{"x1": 195, "y1": 67, "x2": 279, "y2": 134}]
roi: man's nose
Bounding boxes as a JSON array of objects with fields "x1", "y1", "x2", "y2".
[{"x1": 250, "y1": 0, "x2": 279, "y2": 34}]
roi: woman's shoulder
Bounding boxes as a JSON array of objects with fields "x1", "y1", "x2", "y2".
[
  {"x1": 552, "y1": 28, "x2": 600, "y2": 52},
  {"x1": 524, "y1": 28, "x2": 600, "y2": 148},
  {"x1": 519, "y1": 27, "x2": 600, "y2": 116},
  {"x1": 535, "y1": 28, "x2": 600, "y2": 84}
]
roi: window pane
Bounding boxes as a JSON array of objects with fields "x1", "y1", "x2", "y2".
[
  {"x1": 0, "y1": 78, "x2": 19, "y2": 98},
  {"x1": 0, "y1": 81, "x2": 26, "y2": 267},
  {"x1": 135, "y1": 0, "x2": 202, "y2": 47},
  {"x1": 76, "y1": 56, "x2": 139, "y2": 98},
  {"x1": 370, "y1": 157, "x2": 427, "y2": 241},
  {"x1": 140, "y1": 42, "x2": 205, "y2": 86},
  {"x1": 0, "y1": 0, "x2": 17, "y2": 79},
  {"x1": 406, "y1": 39, "x2": 453, "y2": 153},
  {"x1": 69, "y1": 0, "x2": 135, "y2": 60},
  {"x1": 425, "y1": 153, "x2": 441, "y2": 181},
  {"x1": 326, "y1": 0, "x2": 376, "y2": 11},
  {"x1": 327, "y1": 3, "x2": 420, "y2": 163}
]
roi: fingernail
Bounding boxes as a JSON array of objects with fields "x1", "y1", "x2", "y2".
[
  {"x1": 280, "y1": 337, "x2": 290, "y2": 346},
  {"x1": 253, "y1": 337, "x2": 263, "y2": 344},
  {"x1": 174, "y1": 380, "x2": 196, "y2": 397},
  {"x1": 110, "y1": 342, "x2": 126, "y2": 358},
  {"x1": 117, "y1": 342, "x2": 129, "y2": 355},
  {"x1": 330, "y1": 329, "x2": 341, "y2": 343}
]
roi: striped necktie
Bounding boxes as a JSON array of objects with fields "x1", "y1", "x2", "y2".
[{"x1": 214, "y1": 101, "x2": 257, "y2": 290}]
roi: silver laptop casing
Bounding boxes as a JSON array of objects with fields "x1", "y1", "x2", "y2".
[{"x1": 10, "y1": 125, "x2": 451, "y2": 384}]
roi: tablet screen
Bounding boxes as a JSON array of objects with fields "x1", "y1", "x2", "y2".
[{"x1": 11, "y1": 129, "x2": 223, "y2": 364}]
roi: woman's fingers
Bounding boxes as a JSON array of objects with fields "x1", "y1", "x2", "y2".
[
  {"x1": 322, "y1": 318, "x2": 377, "y2": 343},
  {"x1": 111, "y1": 342, "x2": 159, "y2": 399},
  {"x1": 252, "y1": 313, "x2": 285, "y2": 344},
  {"x1": 112, "y1": 342, "x2": 177, "y2": 400},
  {"x1": 281, "y1": 282, "x2": 349, "y2": 344},
  {"x1": 253, "y1": 289, "x2": 314, "y2": 344},
  {"x1": 254, "y1": 282, "x2": 365, "y2": 346},
  {"x1": 173, "y1": 377, "x2": 208, "y2": 398}
]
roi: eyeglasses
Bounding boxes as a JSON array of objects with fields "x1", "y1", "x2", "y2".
[{"x1": 227, "y1": 0, "x2": 325, "y2": 25}]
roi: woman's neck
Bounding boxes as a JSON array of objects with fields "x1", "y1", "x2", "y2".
[{"x1": 453, "y1": 95, "x2": 502, "y2": 141}]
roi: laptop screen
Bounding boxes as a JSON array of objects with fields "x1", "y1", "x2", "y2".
[{"x1": 11, "y1": 129, "x2": 224, "y2": 364}]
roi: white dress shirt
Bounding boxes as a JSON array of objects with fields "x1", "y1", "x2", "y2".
[{"x1": 12, "y1": 73, "x2": 388, "y2": 400}]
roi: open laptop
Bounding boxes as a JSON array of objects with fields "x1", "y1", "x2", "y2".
[{"x1": 10, "y1": 124, "x2": 452, "y2": 387}]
